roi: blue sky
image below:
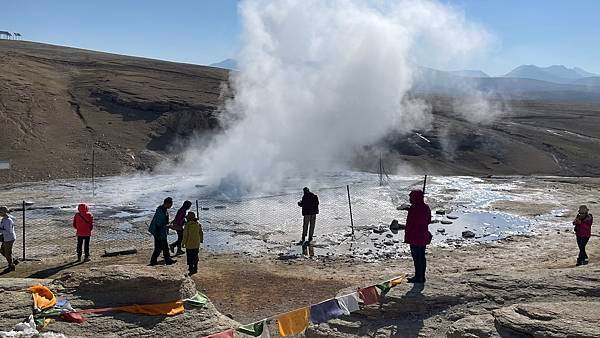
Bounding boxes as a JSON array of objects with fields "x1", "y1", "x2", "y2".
[{"x1": 1, "y1": 0, "x2": 599, "y2": 75}]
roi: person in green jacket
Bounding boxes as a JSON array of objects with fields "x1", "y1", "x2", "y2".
[
  {"x1": 149, "y1": 197, "x2": 175, "y2": 266},
  {"x1": 182, "y1": 211, "x2": 203, "y2": 275}
]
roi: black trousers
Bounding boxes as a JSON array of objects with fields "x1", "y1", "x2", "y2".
[
  {"x1": 410, "y1": 245, "x2": 427, "y2": 282},
  {"x1": 577, "y1": 236, "x2": 590, "y2": 263},
  {"x1": 77, "y1": 236, "x2": 90, "y2": 258},
  {"x1": 151, "y1": 235, "x2": 171, "y2": 264},
  {"x1": 186, "y1": 248, "x2": 199, "y2": 273},
  {"x1": 170, "y1": 230, "x2": 184, "y2": 251}
]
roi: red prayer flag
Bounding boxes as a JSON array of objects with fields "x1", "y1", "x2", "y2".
[{"x1": 358, "y1": 286, "x2": 380, "y2": 305}]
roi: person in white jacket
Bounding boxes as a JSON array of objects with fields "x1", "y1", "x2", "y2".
[{"x1": 0, "y1": 206, "x2": 16, "y2": 272}]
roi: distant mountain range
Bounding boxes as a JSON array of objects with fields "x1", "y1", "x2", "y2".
[
  {"x1": 209, "y1": 58, "x2": 600, "y2": 102},
  {"x1": 209, "y1": 58, "x2": 238, "y2": 70}
]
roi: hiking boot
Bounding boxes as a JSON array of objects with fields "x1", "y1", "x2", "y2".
[
  {"x1": 583, "y1": 260, "x2": 589, "y2": 265},
  {"x1": 149, "y1": 261, "x2": 159, "y2": 266},
  {"x1": 83, "y1": 257, "x2": 91, "y2": 262},
  {"x1": 165, "y1": 259, "x2": 177, "y2": 265},
  {"x1": 176, "y1": 250, "x2": 185, "y2": 256},
  {"x1": 407, "y1": 277, "x2": 417, "y2": 283}
]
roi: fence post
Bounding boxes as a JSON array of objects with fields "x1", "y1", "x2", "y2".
[
  {"x1": 22, "y1": 200, "x2": 25, "y2": 260},
  {"x1": 422, "y1": 175, "x2": 428, "y2": 194},
  {"x1": 346, "y1": 185, "x2": 355, "y2": 238},
  {"x1": 196, "y1": 200, "x2": 199, "y2": 217}
]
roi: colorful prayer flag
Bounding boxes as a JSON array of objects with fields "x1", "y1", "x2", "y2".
[
  {"x1": 184, "y1": 292, "x2": 209, "y2": 308},
  {"x1": 203, "y1": 329, "x2": 235, "y2": 338},
  {"x1": 336, "y1": 293, "x2": 360, "y2": 315},
  {"x1": 309, "y1": 299, "x2": 344, "y2": 324},
  {"x1": 358, "y1": 286, "x2": 380, "y2": 306},
  {"x1": 28, "y1": 284, "x2": 57, "y2": 311},
  {"x1": 237, "y1": 320, "x2": 270, "y2": 337},
  {"x1": 117, "y1": 301, "x2": 184, "y2": 316},
  {"x1": 277, "y1": 307, "x2": 309, "y2": 336}
]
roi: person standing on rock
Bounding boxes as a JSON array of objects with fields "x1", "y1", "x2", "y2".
[
  {"x1": 149, "y1": 197, "x2": 176, "y2": 266},
  {"x1": 297, "y1": 187, "x2": 319, "y2": 245},
  {"x1": 73, "y1": 203, "x2": 94, "y2": 262},
  {"x1": 0, "y1": 206, "x2": 16, "y2": 272},
  {"x1": 573, "y1": 205, "x2": 593, "y2": 266},
  {"x1": 182, "y1": 211, "x2": 203, "y2": 275},
  {"x1": 169, "y1": 200, "x2": 192, "y2": 256},
  {"x1": 404, "y1": 190, "x2": 432, "y2": 284}
]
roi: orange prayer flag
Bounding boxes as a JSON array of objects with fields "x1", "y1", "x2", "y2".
[
  {"x1": 277, "y1": 307, "x2": 309, "y2": 336},
  {"x1": 28, "y1": 284, "x2": 57, "y2": 310},
  {"x1": 117, "y1": 301, "x2": 184, "y2": 316}
]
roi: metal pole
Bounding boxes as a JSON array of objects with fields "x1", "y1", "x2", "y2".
[
  {"x1": 422, "y1": 175, "x2": 428, "y2": 194},
  {"x1": 92, "y1": 143, "x2": 96, "y2": 196},
  {"x1": 196, "y1": 200, "x2": 199, "y2": 217},
  {"x1": 22, "y1": 201, "x2": 25, "y2": 260},
  {"x1": 346, "y1": 185, "x2": 355, "y2": 237}
]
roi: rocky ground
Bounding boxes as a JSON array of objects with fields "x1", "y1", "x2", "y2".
[{"x1": 1, "y1": 225, "x2": 598, "y2": 337}]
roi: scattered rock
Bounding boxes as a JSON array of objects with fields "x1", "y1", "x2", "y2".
[
  {"x1": 446, "y1": 314, "x2": 497, "y2": 338},
  {"x1": 385, "y1": 234, "x2": 393, "y2": 238},
  {"x1": 102, "y1": 247, "x2": 137, "y2": 257},
  {"x1": 396, "y1": 204, "x2": 411, "y2": 211},
  {"x1": 493, "y1": 302, "x2": 600, "y2": 337},
  {"x1": 441, "y1": 220, "x2": 453, "y2": 225},
  {"x1": 383, "y1": 241, "x2": 394, "y2": 246},
  {"x1": 389, "y1": 219, "x2": 405, "y2": 230},
  {"x1": 462, "y1": 230, "x2": 476, "y2": 238},
  {"x1": 436, "y1": 210, "x2": 447, "y2": 215},
  {"x1": 214, "y1": 206, "x2": 226, "y2": 209},
  {"x1": 373, "y1": 227, "x2": 387, "y2": 234},
  {"x1": 437, "y1": 229, "x2": 446, "y2": 234},
  {"x1": 447, "y1": 215, "x2": 459, "y2": 220}
]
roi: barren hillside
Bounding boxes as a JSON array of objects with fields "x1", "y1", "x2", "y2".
[
  {"x1": 0, "y1": 40, "x2": 228, "y2": 182},
  {"x1": 1, "y1": 41, "x2": 600, "y2": 183}
]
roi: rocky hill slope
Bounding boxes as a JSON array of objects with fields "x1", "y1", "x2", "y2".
[{"x1": 2, "y1": 41, "x2": 600, "y2": 182}]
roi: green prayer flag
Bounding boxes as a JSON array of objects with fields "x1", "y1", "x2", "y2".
[
  {"x1": 376, "y1": 281, "x2": 392, "y2": 296},
  {"x1": 237, "y1": 321, "x2": 264, "y2": 337},
  {"x1": 184, "y1": 292, "x2": 208, "y2": 308}
]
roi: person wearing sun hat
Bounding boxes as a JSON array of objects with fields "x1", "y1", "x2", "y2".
[
  {"x1": 573, "y1": 205, "x2": 593, "y2": 266},
  {"x1": 181, "y1": 211, "x2": 203, "y2": 275},
  {"x1": 0, "y1": 206, "x2": 16, "y2": 272}
]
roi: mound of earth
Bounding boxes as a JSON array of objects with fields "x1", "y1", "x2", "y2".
[{"x1": 0, "y1": 265, "x2": 238, "y2": 337}]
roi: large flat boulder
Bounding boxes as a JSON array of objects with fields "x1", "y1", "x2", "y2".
[
  {"x1": 0, "y1": 265, "x2": 239, "y2": 337},
  {"x1": 493, "y1": 301, "x2": 600, "y2": 338}
]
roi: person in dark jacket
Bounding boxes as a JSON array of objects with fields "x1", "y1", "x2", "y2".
[
  {"x1": 573, "y1": 205, "x2": 593, "y2": 266},
  {"x1": 298, "y1": 187, "x2": 319, "y2": 245},
  {"x1": 73, "y1": 203, "x2": 94, "y2": 262},
  {"x1": 404, "y1": 190, "x2": 432, "y2": 284},
  {"x1": 149, "y1": 197, "x2": 175, "y2": 266},
  {"x1": 169, "y1": 200, "x2": 192, "y2": 256}
]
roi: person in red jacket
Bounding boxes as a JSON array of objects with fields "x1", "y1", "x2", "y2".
[
  {"x1": 573, "y1": 205, "x2": 593, "y2": 266},
  {"x1": 404, "y1": 190, "x2": 432, "y2": 283},
  {"x1": 73, "y1": 203, "x2": 94, "y2": 262}
]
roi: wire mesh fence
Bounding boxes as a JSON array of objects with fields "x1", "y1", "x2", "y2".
[{"x1": 2, "y1": 174, "x2": 427, "y2": 262}]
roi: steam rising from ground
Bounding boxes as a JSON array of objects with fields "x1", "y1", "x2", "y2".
[{"x1": 178, "y1": 0, "x2": 493, "y2": 193}]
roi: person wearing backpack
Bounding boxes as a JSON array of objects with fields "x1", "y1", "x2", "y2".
[
  {"x1": 573, "y1": 205, "x2": 593, "y2": 266},
  {"x1": 73, "y1": 203, "x2": 94, "y2": 262}
]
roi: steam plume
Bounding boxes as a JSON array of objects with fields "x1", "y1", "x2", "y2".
[{"x1": 178, "y1": 0, "x2": 492, "y2": 192}]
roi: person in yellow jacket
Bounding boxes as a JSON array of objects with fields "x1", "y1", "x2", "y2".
[{"x1": 181, "y1": 211, "x2": 203, "y2": 275}]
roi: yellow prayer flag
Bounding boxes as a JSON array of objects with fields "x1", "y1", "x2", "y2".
[{"x1": 277, "y1": 307, "x2": 309, "y2": 336}]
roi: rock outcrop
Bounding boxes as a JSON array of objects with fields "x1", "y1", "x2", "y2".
[
  {"x1": 0, "y1": 265, "x2": 239, "y2": 337},
  {"x1": 493, "y1": 301, "x2": 600, "y2": 338}
]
